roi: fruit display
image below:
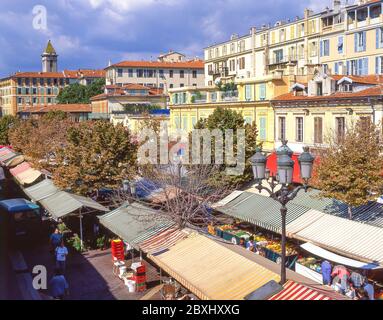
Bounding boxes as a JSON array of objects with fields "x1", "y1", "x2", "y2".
[
  {"x1": 264, "y1": 240, "x2": 298, "y2": 256},
  {"x1": 297, "y1": 257, "x2": 322, "y2": 273}
]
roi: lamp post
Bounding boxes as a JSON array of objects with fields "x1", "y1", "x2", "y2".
[{"x1": 250, "y1": 140, "x2": 315, "y2": 285}]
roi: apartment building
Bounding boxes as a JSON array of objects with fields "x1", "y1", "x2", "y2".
[
  {"x1": 168, "y1": 76, "x2": 290, "y2": 152},
  {"x1": 204, "y1": 8, "x2": 322, "y2": 87},
  {"x1": 320, "y1": 0, "x2": 383, "y2": 76},
  {"x1": 204, "y1": 0, "x2": 383, "y2": 87},
  {"x1": 90, "y1": 84, "x2": 167, "y2": 117},
  {"x1": 105, "y1": 53, "x2": 204, "y2": 93},
  {"x1": 271, "y1": 73, "x2": 383, "y2": 153},
  {"x1": 0, "y1": 41, "x2": 105, "y2": 116}
]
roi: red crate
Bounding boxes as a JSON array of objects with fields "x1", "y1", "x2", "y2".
[
  {"x1": 136, "y1": 285, "x2": 146, "y2": 292},
  {"x1": 135, "y1": 266, "x2": 146, "y2": 274},
  {"x1": 133, "y1": 275, "x2": 146, "y2": 284}
]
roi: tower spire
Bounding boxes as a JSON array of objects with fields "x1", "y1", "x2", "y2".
[{"x1": 41, "y1": 40, "x2": 58, "y2": 72}]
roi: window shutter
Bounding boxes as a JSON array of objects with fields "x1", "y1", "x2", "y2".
[
  {"x1": 320, "y1": 41, "x2": 323, "y2": 57},
  {"x1": 363, "y1": 58, "x2": 368, "y2": 75},
  {"x1": 354, "y1": 33, "x2": 357, "y2": 52},
  {"x1": 259, "y1": 84, "x2": 266, "y2": 100},
  {"x1": 363, "y1": 31, "x2": 366, "y2": 51},
  {"x1": 260, "y1": 117, "x2": 266, "y2": 140}
]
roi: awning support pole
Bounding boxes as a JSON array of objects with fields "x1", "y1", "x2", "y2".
[{"x1": 79, "y1": 208, "x2": 84, "y2": 251}]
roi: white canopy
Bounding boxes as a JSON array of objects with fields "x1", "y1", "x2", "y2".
[{"x1": 301, "y1": 242, "x2": 382, "y2": 270}]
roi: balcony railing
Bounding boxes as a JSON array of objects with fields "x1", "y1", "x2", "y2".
[
  {"x1": 267, "y1": 55, "x2": 302, "y2": 66},
  {"x1": 221, "y1": 91, "x2": 238, "y2": 102}
]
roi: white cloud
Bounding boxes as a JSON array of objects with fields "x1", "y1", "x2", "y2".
[{"x1": 86, "y1": 0, "x2": 180, "y2": 12}]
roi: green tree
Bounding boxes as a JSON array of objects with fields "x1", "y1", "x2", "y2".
[
  {"x1": 56, "y1": 78, "x2": 105, "y2": 104},
  {"x1": 8, "y1": 113, "x2": 75, "y2": 170},
  {"x1": 194, "y1": 108, "x2": 259, "y2": 187},
  {"x1": 314, "y1": 120, "x2": 383, "y2": 219},
  {"x1": 53, "y1": 121, "x2": 137, "y2": 195},
  {"x1": 85, "y1": 78, "x2": 106, "y2": 100},
  {"x1": 0, "y1": 115, "x2": 18, "y2": 145}
]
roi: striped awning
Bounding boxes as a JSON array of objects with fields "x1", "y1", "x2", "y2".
[
  {"x1": 139, "y1": 227, "x2": 190, "y2": 254},
  {"x1": 99, "y1": 202, "x2": 175, "y2": 249},
  {"x1": 14, "y1": 168, "x2": 42, "y2": 185},
  {"x1": 10, "y1": 162, "x2": 31, "y2": 176},
  {"x1": 41, "y1": 191, "x2": 109, "y2": 219},
  {"x1": 148, "y1": 233, "x2": 280, "y2": 300},
  {"x1": 269, "y1": 281, "x2": 332, "y2": 300},
  {"x1": 23, "y1": 179, "x2": 59, "y2": 202},
  {"x1": 294, "y1": 214, "x2": 383, "y2": 265},
  {"x1": 290, "y1": 189, "x2": 383, "y2": 229},
  {"x1": 215, "y1": 192, "x2": 310, "y2": 234}
]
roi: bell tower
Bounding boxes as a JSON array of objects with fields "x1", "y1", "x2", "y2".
[{"x1": 41, "y1": 40, "x2": 58, "y2": 72}]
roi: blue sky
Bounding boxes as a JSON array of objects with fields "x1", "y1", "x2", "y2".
[{"x1": 0, "y1": 0, "x2": 334, "y2": 76}]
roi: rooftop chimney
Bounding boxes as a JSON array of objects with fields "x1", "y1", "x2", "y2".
[
  {"x1": 304, "y1": 8, "x2": 314, "y2": 19},
  {"x1": 333, "y1": 0, "x2": 341, "y2": 11}
]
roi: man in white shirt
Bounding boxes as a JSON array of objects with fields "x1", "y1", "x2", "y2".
[{"x1": 55, "y1": 241, "x2": 69, "y2": 274}]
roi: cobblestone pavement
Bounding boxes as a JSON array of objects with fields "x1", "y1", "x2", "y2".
[{"x1": 22, "y1": 244, "x2": 161, "y2": 300}]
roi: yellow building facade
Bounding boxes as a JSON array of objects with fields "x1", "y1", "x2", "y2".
[
  {"x1": 169, "y1": 76, "x2": 290, "y2": 152},
  {"x1": 271, "y1": 74, "x2": 383, "y2": 154}
]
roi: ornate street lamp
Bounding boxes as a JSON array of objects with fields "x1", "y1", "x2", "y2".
[{"x1": 250, "y1": 140, "x2": 315, "y2": 285}]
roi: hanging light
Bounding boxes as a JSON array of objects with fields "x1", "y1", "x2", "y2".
[
  {"x1": 298, "y1": 146, "x2": 315, "y2": 181},
  {"x1": 250, "y1": 147, "x2": 267, "y2": 182},
  {"x1": 276, "y1": 141, "x2": 294, "y2": 185}
]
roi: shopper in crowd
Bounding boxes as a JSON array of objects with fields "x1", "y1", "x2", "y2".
[
  {"x1": 49, "y1": 228, "x2": 63, "y2": 252},
  {"x1": 55, "y1": 241, "x2": 68, "y2": 274},
  {"x1": 363, "y1": 280, "x2": 375, "y2": 300},
  {"x1": 350, "y1": 271, "x2": 365, "y2": 289},
  {"x1": 332, "y1": 276, "x2": 343, "y2": 294},
  {"x1": 239, "y1": 238, "x2": 246, "y2": 248},
  {"x1": 246, "y1": 236, "x2": 255, "y2": 252},
  {"x1": 356, "y1": 288, "x2": 370, "y2": 300},
  {"x1": 321, "y1": 260, "x2": 332, "y2": 286},
  {"x1": 49, "y1": 268, "x2": 69, "y2": 300},
  {"x1": 345, "y1": 282, "x2": 357, "y2": 299}
]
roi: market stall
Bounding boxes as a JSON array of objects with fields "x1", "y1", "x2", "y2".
[{"x1": 213, "y1": 222, "x2": 299, "y2": 268}]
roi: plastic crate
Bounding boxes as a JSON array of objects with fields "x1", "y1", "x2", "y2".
[{"x1": 133, "y1": 275, "x2": 146, "y2": 284}]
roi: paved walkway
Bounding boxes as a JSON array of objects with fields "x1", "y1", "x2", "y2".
[{"x1": 22, "y1": 244, "x2": 161, "y2": 300}]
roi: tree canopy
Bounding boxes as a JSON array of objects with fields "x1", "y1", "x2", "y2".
[
  {"x1": 56, "y1": 78, "x2": 105, "y2": 104},
  {"x1": 314, "y1": 120, "x2": 383, "y2": 218},
  {"x1": 53, "y1": 121, "x2": 137, "y2": 195},
  {"x1": 8, "y1": 112, "x2": 74, "y2": 170},
  {"x1": 0, "y1": 115, "x2": 18, "y2": 145},
  {"x1": 194, "y1": 108, "x2": 259, "y2": 187}
]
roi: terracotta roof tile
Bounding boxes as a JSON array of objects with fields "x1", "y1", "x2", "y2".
[
  {"x1": 107, "y1": 59, "x2": 204, "y2": 69},
  {"x1": 330, "y1": 74, "x2": 383, "y2": 85},
  {"x1": 13, "y1": 72, "x2": 66, "y2": 78},
  {"x1": 273, "y1": 85, "x2": 383, "y2": 102},
  {"x1": 19, "y1": 104, "x2": 91, "y2": 113}
]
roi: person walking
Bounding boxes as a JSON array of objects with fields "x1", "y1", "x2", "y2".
[
  {"x1": 55, "y1": 241, "x2": 68, "y2": 274},
  {"x1": 49, "y1": 269, "x2": 69, "y2": 300},
  {"x1": 50, "y1": 228, "x2": 63, "y2": 251},
  {"x1": 321, "y1": 260, "x2": 332, "y2": 286}
]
